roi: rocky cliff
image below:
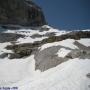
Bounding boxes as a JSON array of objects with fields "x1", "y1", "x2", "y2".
[{"x1": 0, "y1": 0, "x2": 46, "y2": 27}]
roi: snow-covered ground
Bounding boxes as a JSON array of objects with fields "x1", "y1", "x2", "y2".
[
  {"x1": 0, "y1": 26, "x2": 90, "y2": 90},
  {"x1": 0, "y1": 55, "x2": 36, "y2": 86},
  {"x1": 4, "y1": 58, "x2": 90, "y2": 90}
]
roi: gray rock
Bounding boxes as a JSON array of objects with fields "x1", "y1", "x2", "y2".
[
  {"x1": 8, "y1": 53, "x2": 22, "y2": 59},
  {"x1": 67, "y1": 49, "x2": 81, "y2": 59},
  {"x1": 0, "y1": 53, "x2": 8, "y2": 58},
  {"x1": 35, "y1": 46, "x2": 70, "y2": 71},
  {"x1": 86, "y1": 73, "x2": 90, "y2": 78},
  {"x1": 0, "y1": 32, "x2": 24, "y2": 43},
  {"x1": 31, "y1": 34, "x2": 43, "y2": 38}
]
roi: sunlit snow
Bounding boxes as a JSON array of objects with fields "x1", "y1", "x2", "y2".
[{"x1": 0, "y1": 26, "x2": 90, "y2": 90}]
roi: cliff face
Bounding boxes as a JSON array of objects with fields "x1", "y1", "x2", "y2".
[{"x1": 0, "y1": 0, "x2": 46, "y2": 27}]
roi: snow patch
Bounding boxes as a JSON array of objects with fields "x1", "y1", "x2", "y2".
[
  {"x1": 16, "y1": 36, "x2": 48, "y2": 44},
  {"x1": 56, "y1": 48, "x2": 71, "y2": 58},
  {"x1": 0, "y1": 42, "x2": 12, "y2": 55},
  {"x1": 0, "y1": 55, "x2": 36, "y2": 86},
  {"x1": 77, "y1": 38, "x2": 90, "y2": 47},
  {"x1": 42, "y1": 25, "x2": 53, "y2": 29}
]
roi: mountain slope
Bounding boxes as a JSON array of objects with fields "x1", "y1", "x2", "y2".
[{"x1": 0, "y1": 26, "x2": 90, "y2": 90}]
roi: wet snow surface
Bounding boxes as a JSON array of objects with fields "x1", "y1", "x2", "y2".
[{"x1": 0, "y1": 26, "x2": 90, "y2": 90}]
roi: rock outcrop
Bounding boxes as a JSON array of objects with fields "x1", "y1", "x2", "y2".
[
  {"x1": 0, "y1": 0, "x2": 46, "y2": 28},
  {"x1": 0, "y1": 33, "x2": 24, "y2": 43}
]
